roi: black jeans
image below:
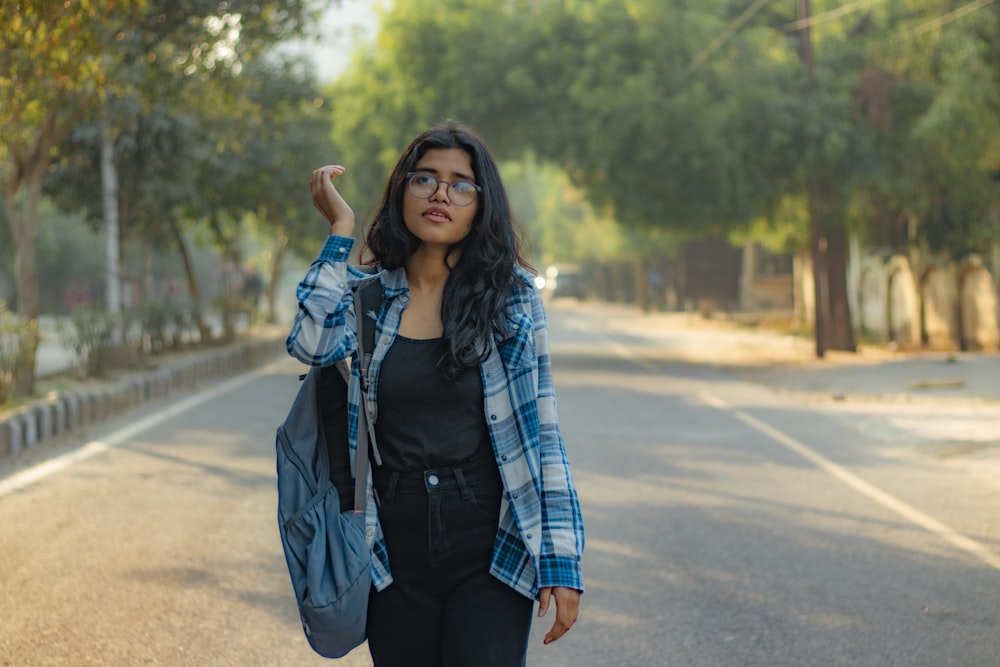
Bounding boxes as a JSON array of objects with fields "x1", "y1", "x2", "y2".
[{"x1": 367, "y1": 454, "x2": 533, "y2": 667}]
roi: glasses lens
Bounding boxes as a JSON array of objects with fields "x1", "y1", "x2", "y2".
[
  {"x1": 449, "y1": 181, "x2": 477, "y2": 206},
  {"x1": 409, "y1": 174, "x2": 437, "y2": 198}
]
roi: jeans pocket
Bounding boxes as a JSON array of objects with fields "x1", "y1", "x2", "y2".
[{"x1": 465, "y1": 481, "x2": 502, "y2": 519}]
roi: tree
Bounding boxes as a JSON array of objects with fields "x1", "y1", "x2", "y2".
[
  {"x1": 1, "y1": 0, "x2": 145, "y2": 394},
  {"x1": 325, "y1": 0, "x2": 998, "y2": 353},
  {"x1": 4, "y1": 0, "x2": 327, "y2": 392},
  {"x1": 870, "y1": 0, "x2": 1000, "y2": 257},
  {"x1": 183, "y1": 56, "x2": 335, "y2": 333}
]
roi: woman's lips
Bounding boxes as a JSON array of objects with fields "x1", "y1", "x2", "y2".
[{"x1": 424, "y1": 206, "x2": 451, "y2": 222}]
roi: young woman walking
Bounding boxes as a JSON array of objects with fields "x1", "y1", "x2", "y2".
[{"x1": 287, "y1": 122, "x2": 585, "y2": 667}]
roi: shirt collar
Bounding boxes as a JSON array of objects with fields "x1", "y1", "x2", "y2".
[{"x1": 379, "y1": 265, "x2": 410, "y2": 299}]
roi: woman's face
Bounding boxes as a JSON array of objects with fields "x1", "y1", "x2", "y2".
[{"x1": 401, "y1": 148, "x2": 479, "y2": 251}]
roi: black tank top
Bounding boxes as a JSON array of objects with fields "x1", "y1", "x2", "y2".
[{"x1": 375, "y1": 335, "x2": 492, "y2": 470}]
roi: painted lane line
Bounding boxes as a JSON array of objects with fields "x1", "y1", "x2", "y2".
[
  {"x1": 699, "y1": 390, "x2": 1000, "y2": 573},
  {"x1": 607, "y1": 340, "x2": 657, "y2": 370},
  {"x1": 0, "y1": 364, "x2": 281, "y2": 498}
]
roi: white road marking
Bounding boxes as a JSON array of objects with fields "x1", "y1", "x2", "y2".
[
  {"x1": 606, "y1": 340, "x2": 660, "y2": 372},
  {"x1": 698, "y1": 390, "x2": 1000, "y2": 573},
  {"x1": 567, "y1": 313, "x2": 660, "y2": 372},
  {"x1": 0, "y1": 364, "x2": 282, "y2": 498}
]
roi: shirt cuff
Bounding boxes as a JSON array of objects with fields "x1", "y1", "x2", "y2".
[
  {"x1": 318, "y1": 235, "x2": 354, "y2": 262},
  {"x1": 537, "y1": 555, "x2": 584, "y2": 595}
]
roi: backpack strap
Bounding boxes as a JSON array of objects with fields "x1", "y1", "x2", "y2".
[{"x1": 352, "y1": 276, "x2": 383, "y2": 513}]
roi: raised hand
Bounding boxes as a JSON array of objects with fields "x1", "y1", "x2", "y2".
[{"x1": 310, "y1": 165, "x2": 355, "y2": 238}]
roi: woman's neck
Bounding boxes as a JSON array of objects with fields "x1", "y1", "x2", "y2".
[
  {"x1": 398, "y1": 246, "x2": 454, "y2": 339},
  {"x1": 405, "y1": 245, "x2": 455, "y2": 293}
]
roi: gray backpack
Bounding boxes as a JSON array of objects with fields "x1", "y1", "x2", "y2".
[{"x1": 276, "y1": 279, "x2": 380, "y2": 658}]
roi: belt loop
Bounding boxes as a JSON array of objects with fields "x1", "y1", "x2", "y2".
[
  {"x1": 383, "y1": 471, "x2": 399, "y2": 504},
  {"x1": 452, "y1": 465, "x2": 472, "y2": 501}
]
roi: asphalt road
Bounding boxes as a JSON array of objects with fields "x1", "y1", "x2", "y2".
[{"x1": 2, "y1": 301, "x2": 999, "y2": 666}]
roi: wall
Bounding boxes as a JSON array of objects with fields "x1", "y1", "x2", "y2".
[{"x1": 823, "y1": 249, "x2": 998, "y2": 350}]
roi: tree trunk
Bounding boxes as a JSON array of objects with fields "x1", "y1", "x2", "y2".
[
  {"x1": 169, "y1": 219, "x2": 212, "y2": 343},
  {"x1": 266, "y1": 229, "x2": 288, "y2": 325},
  {"x1": 101, "y1": 127, "x2": 123, "y2": 343},
  {"x1": 5, "y1": 170, "x2": 42, "y2": 396},
  {"x1": 808, "y1": 183, "x2": 856, "y2": 355},
  {"x1": 809, "y1": 200, "x2": 830, "y2": 357},
  {"x1": 142, "y1": 241, "x2": 156, "y2": 301},
  {"x1": 826, "y1": 225, "x2": 856, "y2": 351}
]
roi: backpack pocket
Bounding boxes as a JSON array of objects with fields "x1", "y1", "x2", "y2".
[{"x1": 281, "y1": 485, "x2": 371, "y2": 658}]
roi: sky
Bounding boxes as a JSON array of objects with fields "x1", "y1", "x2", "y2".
[{"x1": 283, "y1": 0, "x2": 383, "y2": 83}]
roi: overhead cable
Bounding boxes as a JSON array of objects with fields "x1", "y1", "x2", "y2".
[
  {"x1": 689, "y1": 0, "x2": 773, "y2": 69},
  {"x1": 902, "y1": 0, "x2": 996, "y2": 38},
  {"x1": 782, "y1": 0, "x2": 888, "y2": 32}
]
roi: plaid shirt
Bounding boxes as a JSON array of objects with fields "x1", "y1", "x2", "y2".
[{"x1": 286, "y1": 235, "x2": 585, "y2": 599}]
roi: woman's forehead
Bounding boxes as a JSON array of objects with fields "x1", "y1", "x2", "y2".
[{"x1": 414, "y1": 147, "x2": 474, "y2": 175}]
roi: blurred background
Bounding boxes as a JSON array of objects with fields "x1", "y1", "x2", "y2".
[{"x1": 1, "y1": 0, "x2": 998, "y2": 403}]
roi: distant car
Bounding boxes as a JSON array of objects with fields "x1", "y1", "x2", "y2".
[{"x1": 548, "y1": 268, "x2": 584, "y2": 300}]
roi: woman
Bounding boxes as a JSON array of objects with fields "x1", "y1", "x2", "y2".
[{"x1": 287, "y1": 122, "x2": 584, "y2": 666}]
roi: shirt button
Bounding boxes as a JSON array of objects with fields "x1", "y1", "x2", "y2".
[
  {"x1": 501, "y1": 455, "x2": 507, "y2": 461},
  {"x1": 490, "y1": 415, "x2": 497, "y2": 421},
  {"x1": 511, "y1": 492, "x2": 519, "y2": 499},
  {"x1": 365, "y1": 527, "x2": 374, "y2": 537},
  {"x1": 401, "y1": 295, "x2": 410, "y2": 303},
  {"x1": 526, "y1": 533, "x2": 533, "y2": 540}
]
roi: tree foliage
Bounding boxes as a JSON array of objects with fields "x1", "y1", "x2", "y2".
[{"x1": 0, "y1": 0, "x2": 327, "y2": 394}]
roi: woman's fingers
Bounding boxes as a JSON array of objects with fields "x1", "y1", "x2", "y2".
[
  {"x1": 540, "y1": 586, "x2": 581, "y2": 645},
  {"x1": 309, "y1": 165, "x2": 354, "y2": 236}
]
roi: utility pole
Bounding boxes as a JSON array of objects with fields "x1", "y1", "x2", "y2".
[
  {"x1": 798, "y1": 0, "x2": 829, "y2": 358},
  {"x1": 101, "y1": 124, "x2": 122, "y2": 345}
]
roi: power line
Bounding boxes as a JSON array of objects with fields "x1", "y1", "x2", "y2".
[
  {"x1": 903, "y1": 0, "x2": 996, "y2": 39},
  {"x1": 689, "y1": 0, "x2": 773, "y2": 69},
  {"x1": 782, "y1": 0, "x2": 888, "y2": 32}
]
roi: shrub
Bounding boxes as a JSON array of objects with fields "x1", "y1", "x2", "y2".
[
  {"x1": 58, "y1": 305, "x2": 117, "y2": 378},
  {"x1": 0, "y1": 301, "x2": 35, "y2": 405}
]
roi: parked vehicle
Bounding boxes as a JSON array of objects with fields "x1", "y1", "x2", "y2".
[{"x1": 544, "y1": 266, "x2": 584, "y2": 300}]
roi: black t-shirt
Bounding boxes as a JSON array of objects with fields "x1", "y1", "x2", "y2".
[{"x1": 375, "y1": 335, "x2": 492, "y2": 470}]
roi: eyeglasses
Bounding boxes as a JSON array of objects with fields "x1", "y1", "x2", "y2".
[{"x1": 406, "y1": 172, "x2": 481, "y2": 207}]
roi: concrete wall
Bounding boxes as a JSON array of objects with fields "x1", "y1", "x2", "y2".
[
  {"x1": 886, "y1": 256, "x2": 921, "y2": 346},
  {"x1": 920, "y1": 263, "x2": 957, "y2": 348},
  {"x1": 959, "y1": 260, "x2": 999, "y2": 350},
  {"x1": 850, "y1": 252, "x2": 997, "y2": 350}
]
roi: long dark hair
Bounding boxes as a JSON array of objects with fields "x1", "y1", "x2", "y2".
[{"x1": 364, "y1": 122, "x2": 532, "y2": 378}]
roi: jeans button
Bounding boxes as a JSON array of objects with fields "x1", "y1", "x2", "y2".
[{"x1": 426, "y1": 473, "x2": 440, "y2": 487}]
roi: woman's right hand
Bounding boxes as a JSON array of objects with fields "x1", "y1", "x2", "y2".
[{"x1": 310, "y1": 165, "x2": 355, "y2": 237}]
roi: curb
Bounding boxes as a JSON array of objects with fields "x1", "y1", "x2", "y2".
[{"x1": 0, "y1": 336, "x2": 285, "y2": 461}]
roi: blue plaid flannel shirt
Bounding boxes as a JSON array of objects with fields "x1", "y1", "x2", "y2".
[{"x1": 286, "y1": 235, "x2": 585, "y2": 599}]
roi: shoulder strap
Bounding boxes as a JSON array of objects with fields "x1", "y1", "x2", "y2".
[
  {"x1": 358, "y1": 278, "x2": 382, "y2": 357},
  {"x1": 352, "y1": 276, "x2": 383, "y2": 513}
]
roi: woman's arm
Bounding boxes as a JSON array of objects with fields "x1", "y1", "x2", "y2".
[
  {"x1": 285, "y1": 236, "x2": 359, "y2": 367},
  {"x1": 286, "y1": 165, "x2": 360, "y2": 366},
  {"x1": 528, "y1": 285, "x2": 585, "y2": 642},
  {"x1": 529, "y1": 286, "x2": 586, "y2": 589}
]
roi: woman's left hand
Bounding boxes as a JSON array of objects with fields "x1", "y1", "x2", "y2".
[
  {"x1": 310, "y1": 164, "x2": 355, "y2": 237},
  {"x1": 538, "y1": 586, "x2": 580, "y2": 644}
]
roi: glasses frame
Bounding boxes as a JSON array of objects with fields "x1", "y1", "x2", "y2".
[{"x1": 405, "y1": 172, "x2": 482, "y2": 207}]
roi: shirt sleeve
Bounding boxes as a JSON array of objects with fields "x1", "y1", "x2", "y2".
[
  {"x1": 285, "y1": 235, "x2": 358, "y2": 367},
  {"x1": 530, "y1": 286, "x2": 586, "y2": 592}
]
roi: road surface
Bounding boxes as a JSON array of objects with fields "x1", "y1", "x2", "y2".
[{"x1": 2, "y1": 301, "x2": 998, "y2": 666}]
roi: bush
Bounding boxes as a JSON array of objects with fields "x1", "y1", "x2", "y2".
[
  {"x1": 58, "y1": 305, "x2": 117, "y2": 378},
  {"x1": 0, "y1": 301, "x2": 35, "y2": 405}
]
